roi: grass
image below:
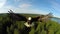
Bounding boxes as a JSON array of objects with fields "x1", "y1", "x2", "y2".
[{"x1": 0, "y1": 13, "x2": 60, "y2": 34}]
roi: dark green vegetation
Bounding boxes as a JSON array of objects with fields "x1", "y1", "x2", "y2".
[{"x1": 0, "y1": 13, "x2": 60, "y2": 34}]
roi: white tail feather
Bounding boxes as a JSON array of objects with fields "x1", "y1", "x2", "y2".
[{"x1": 24, "y1": 22, "x2": 34, "y2": 27}]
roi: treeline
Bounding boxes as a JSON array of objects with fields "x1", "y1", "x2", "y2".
[{"x1": 0, "y1": 14, "x2": 60, "y2": 34}]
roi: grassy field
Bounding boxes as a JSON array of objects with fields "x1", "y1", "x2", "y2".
[{"x1": 0, "y1": 13, "x2": 60, "y2": 34}]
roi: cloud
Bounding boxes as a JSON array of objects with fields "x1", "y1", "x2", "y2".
[
  {"x1": 19, "y1": 3, "x2": 32, "y2": 9},
  {"x1": 14, "y1": 0, "x2": 20, "y2": 1},
  {"x1": 0, "y1": 3, "x2": 48, "y2": 14},
  {"x1": 0, "y1": 5, "x2": 16, "y2": 13},
  {"x1": 14, "y1": 0, "x2": 33, "y2": 1},
  {"x1": 0, "y1": 0, "x2": 7, "y2": 8},
  {"x1": 14, "y1": 0, "x2": 21, "y2": 2},
  {"x1": 14, "y1": 0, "x2": 33, "y2": 3},
  {"x1": 0, "y1": 0, "x2": 48, "y2": 15},
  {"x1": 13, "y1": 8, "x2": 48, "y2": 15}
]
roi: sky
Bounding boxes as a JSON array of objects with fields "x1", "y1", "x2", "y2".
[{"x1": 0, "y1": 0, "x2": 60, "y2": 18}]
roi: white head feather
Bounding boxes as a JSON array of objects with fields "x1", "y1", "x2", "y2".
[{"x1": 28, "y1": 17, "x2": 32, "y2": 20}]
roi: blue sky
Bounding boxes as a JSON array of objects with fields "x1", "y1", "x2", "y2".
[{"x1": 0, "y1": 0, "x2": 60, "y2": 18}]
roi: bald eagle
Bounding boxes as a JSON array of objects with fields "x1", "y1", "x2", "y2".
[
  {"x1": 8, "y1": 10, "x2": 52, "y2": 27},
  {"x1": 8, "y1": 10, "x2": 34, "y2": 27}
]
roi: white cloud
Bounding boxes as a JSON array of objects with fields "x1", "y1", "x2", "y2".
[
  {"x1": 14, "y1": 0, "x2": 21, "y2": 2},
  {"x1": 0, "y1": 4, "x2": 48, "y2": 14},
  {"x1": 19, "y1": 3, "x2": 32, "y2": 9},
  {"x1": 0, "y1": 0, "x2": 7, "y2": 8},
  {"x1": 0, "y1": 0, "x2": 48, "y2": 14},
  {"x1": 16, "y1": 0, "x2": 32, "y2": 1},
  {"x1": 14, "y1": 8, "x2": 48, "y2": 15},
  {"x1": 0, "y1": 5, "x2": 16, "y2": 13}
]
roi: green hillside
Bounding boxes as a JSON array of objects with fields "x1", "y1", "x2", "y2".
[{"x1": 0, "y1": 13, "x2": 60, "y2": 34}]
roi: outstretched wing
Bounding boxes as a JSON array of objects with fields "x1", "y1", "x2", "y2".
[
  {"x1": 31, "y1": 13, "x2": 52, "y2": 22},
  {"x1": 8, "y1": 10, "x2": 27, "y2": 21}
]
